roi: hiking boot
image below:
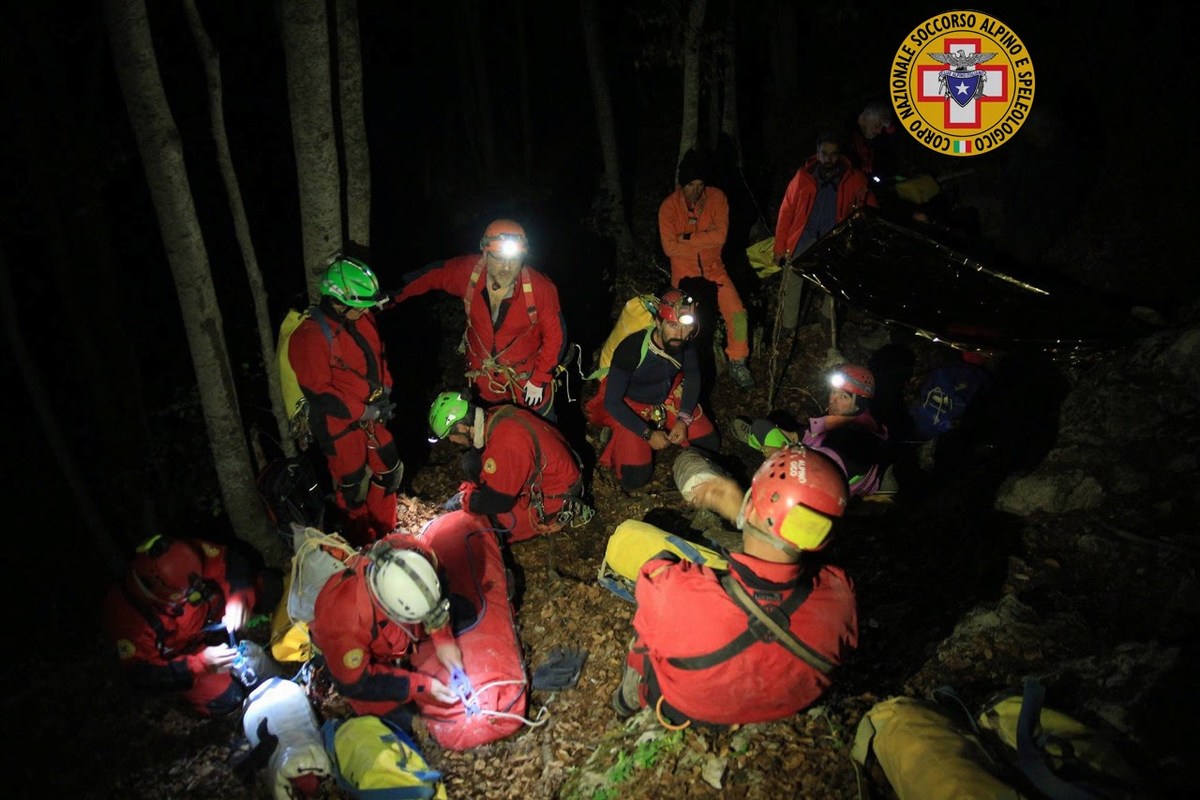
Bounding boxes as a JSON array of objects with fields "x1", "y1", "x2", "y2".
[
  {"x1": 729, "y1": 359, "x2": 755, "y2": 389},
  {"x1": 729, "y1": 416, "x2": 754, "y2": 448},
  {"x1": 611, "y1": 663, "x2": 642, "y2": 719}
]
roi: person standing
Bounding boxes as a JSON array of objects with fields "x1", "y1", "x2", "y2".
[
  {"x1": 773, "y1": 133, "x2": 876, "y2": 341},
  {"x1": 391, "y1": 219, "x2": 566, "y2": 418},
  {"x1": 659, "y1": 150, "x2": 754, "y2": 389},
  {"x1": 288, "y1": 257, "x2": 402, "y2": 546}
]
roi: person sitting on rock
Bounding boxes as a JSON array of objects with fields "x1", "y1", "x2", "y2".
[{"x1": 612, "y1": 446, "x2": 858, "y2": 726}]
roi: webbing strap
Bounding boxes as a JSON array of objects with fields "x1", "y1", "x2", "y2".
[
  {"x1": 1016, "y1": 679, "x2": 1099, "y2": 800},
  {"x1": 667, "y1": 573, "x2": 834, "y2": 675}
]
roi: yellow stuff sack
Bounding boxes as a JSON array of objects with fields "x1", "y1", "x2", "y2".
[
  {"x1": 598, "y1": 520, "x2": 727, "y2": 602},
  {"x1": 746, "y1": 236, "x2": 779, "y2": 279},
  {"x1": 323, "y1": 715, "x2": 447, "y2": 799},
  {"x1": 589, "y1": 295, "x2": 657, "y2": 379},
  {"x1": 894, "y1": 173, "x2": 940, "y2": 204},
  {"x1": 852, "y1": 683, "x2": 1144, "y2": 800}
]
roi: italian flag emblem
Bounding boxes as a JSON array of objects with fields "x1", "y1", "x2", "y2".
[{"x1": 953, "y1": 140, "x2": 972, "y2": 154}]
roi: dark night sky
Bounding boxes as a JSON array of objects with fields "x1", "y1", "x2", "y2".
[{"x1": 0, "y1": 1, "x2": 1194, "y2": 615}]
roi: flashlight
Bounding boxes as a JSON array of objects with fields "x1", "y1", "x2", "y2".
[{"x1": 498, "y1": 237, "x2": 523, "y2": 259}]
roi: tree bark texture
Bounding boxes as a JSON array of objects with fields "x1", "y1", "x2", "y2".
[
  {"x1": 580, "y1": 0, "x2": 635, "y2": 263},
  {"x1": 280, "y1": 0, "x2": 343, "y2": 300},
  {"x1": 335, "y1": 0, "x2": 371, "y2": 249},
  {"x1": 103, "y1": 0, "x2": 285, "y2": 565},
  {"x1": 721, "y1": 5, "x2": 740, "y2": 162},
  {"x1": 182, "y1": 0, "x2": 294, "y2": 457},
  {"x1": 678, "y1": 0, "x2": 707, "y2": 165}
]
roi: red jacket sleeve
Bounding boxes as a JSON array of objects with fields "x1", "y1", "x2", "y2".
[
  {"x1": 288, "y1": 321, "x2": 357, "y2": 436},
  {"x1": 530, "y1": 274, "x2": 565, "y2": 385},
  {"x1": 391, "y1": 256, "x2": 476, "y2": 304},
  {"x1": 774, "y1": 171, "x2": 805, "y2": 259}
]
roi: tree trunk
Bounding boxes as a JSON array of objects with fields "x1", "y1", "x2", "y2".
[
  {"x1": 678, "y1": 0, "x2": 707, "y2": 164},
  {"x1": 280, "y1": 0, "x2": 343, "y2": 300},
  {"x1": 580, "y1": 0, "x2": 635, "y2": 264},
  {"x1": 182, "y1": 0, "x2": 294, "y2": 458},
  {"x1": 721, "y1": 5, "x2": 740, "y2": 163},
  {"x1": 335, "y1": 0, "x2": 371, "y2": 248},
  {"x1": 103, "y1": 0, "x2": 285, "y2": 565},
  {"x1": 0, "y1": 241, "x2": 126, "y2": 577}
]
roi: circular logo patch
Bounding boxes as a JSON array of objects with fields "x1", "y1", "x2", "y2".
[
  {"x1": 483, "y1": 458, "x2": 497, "y2": 474},
  {"x1": 891, "y1": 11, "x2": 1035, "y2": 156},
  {"x1": 116, "y1": 639, "x2": 136, "y2": 660},
  {"x1": 343, "y1": 648, "x2": 365, "y2": 669}
]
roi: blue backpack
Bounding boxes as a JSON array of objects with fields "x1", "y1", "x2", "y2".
[{"x1": 912, "y1": 361, "x2": 991, "y2": 439}]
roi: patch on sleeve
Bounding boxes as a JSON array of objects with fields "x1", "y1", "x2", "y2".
[
  {"x1": 116, "y1": 639, "x2": 136, "y2": 660},
  {"x1": 483, "y1": 458, "x2": 497, "y2": 474},
  {"x1": 202, "y1": 543, "x2": 221, "y2": 558},
  {"x1": 343, "y1": 648, "x2": 365, "y2": 670}
]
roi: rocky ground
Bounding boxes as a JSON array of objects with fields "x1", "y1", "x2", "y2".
[{"x1": 21, "y1": 287, "x2": 1200, "y2": 799}]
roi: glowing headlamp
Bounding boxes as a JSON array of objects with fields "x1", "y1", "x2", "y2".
[
  {"x1": 829, "y1": 370, "x2": 870, "y2": 396},
  {"x1": 497, "y1": 237, "x2": 523, "y2": 259}
]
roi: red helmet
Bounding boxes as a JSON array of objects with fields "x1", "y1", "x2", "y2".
[
  {"x1": 828, "y1": 363, "x2": 875, "y2": 399},
  {"x1": 656, "y1": 289, "x2": 699, "y2": 329},
  {"x1": 131, "y1": 536, "x2": 204, "y2": 605},
  {"x1": 479, "y1": 219, "x2": 528, "y2": 258},
  {"x1": 743, "y1": 447, "x2": 847, "y2": 551}
]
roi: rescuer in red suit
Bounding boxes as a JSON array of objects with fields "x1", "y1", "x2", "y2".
[
  {"x1": 390, "y1": 219, "x2": 566, "y2": 418},
  {"x1": 288, "y1": 257, "x2": 403, "y2": 547},
  {"x1": 612, "y1": 447, "x2": 858, "y2": 726},
  {"x1": 103, "y1": 536, "x2": 272, "y2": 717},
  {"x1": 309, "y1": 535, "x2": 463, "y2": 728},
  {"x1": 427, "y1": 390, "x2": 589, "y2": 543}
]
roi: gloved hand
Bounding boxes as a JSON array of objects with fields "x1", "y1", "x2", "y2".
[
  {"x1": 361, "y1": 399, "x2": 396, "y2": 422},
  {"x1": 523, "y1": 381, "x2": 544, "y2": 407},
  {"x1": 531, "y1": 646, "x2": 588, "y2": 691},
  {"x1": 442, "y1": 491, "x2": 465, "y2": 511}
]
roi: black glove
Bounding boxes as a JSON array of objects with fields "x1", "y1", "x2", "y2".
[
  {"x1": 776, "y1": 255, "x2": 788, "y2": 268},
  {"x1": 442, "y1": 491, "x2": 465, "y2": 512},
  {"x1": 361, "y1": 399, "x2": 396, "y2": 423},
  {"x1": 531, "y1": 646, "x2": 588, "y2": 691}
]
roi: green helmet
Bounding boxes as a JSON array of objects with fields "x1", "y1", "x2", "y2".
[
  {"x1": 428, "y1": 391, "x2": 471, "y2": 440},
  {"x1": 320, "y1": 256, "x2": 380, "y2": 308}
]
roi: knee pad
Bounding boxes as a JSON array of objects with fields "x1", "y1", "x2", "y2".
[
  {"x1": 691, "y1": 431, "x2": 722, "y2": 452},
  {"x1": 338, "y1": 466, "x2": 370, "y2": 507}
]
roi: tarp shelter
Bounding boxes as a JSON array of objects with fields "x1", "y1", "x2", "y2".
[{"x1": 788, "y1": 211, "x2": 1149, "y2": 365}]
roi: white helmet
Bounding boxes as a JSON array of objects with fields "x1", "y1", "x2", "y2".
[{"x1": 365, "y1": 541, "x2": 447, "y2": 628}]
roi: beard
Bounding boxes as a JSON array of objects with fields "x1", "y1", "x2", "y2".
[{"x1": 664, "y1": 337, "x2": 686, "y2": 355}]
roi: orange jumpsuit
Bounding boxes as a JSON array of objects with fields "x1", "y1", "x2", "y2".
[{"x1": 658, "y1": 185, "x2": 749, "y2": 362}]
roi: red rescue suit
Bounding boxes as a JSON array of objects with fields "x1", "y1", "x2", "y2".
[
  {"x1": 460, "y1": 406, "x2": 582, "y2": 543},
  {"x1": 628, "y1": 552, "x2": 857, "y2": 725},
  {"x1": 393, "y1": 255, "x2": 565, "y2": 411},
  {"x1": 309, "y1": 536, "x2": 456, "y2": 720},
  {"x1": 773, "y1": 155, "x2": 877, "y2": 260},
  {"x1": 288, "y1": 302, "x2": 399, "y2": 545},
  {"x1": 102, "y1": 539, "x2": 257, "y2": 716}
]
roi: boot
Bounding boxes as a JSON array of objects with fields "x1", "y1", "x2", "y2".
[{"x1": 729, "y1": 359, "x2": 755, "y2": 389}]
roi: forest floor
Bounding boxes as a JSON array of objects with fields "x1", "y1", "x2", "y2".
[{"x1": 24, "y1": 294, "x2": 1198, "y2": 799}]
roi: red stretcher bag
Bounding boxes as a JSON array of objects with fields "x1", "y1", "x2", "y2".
[{"x1": 410, "y1": 511, "x2": 528, "y2": 750}]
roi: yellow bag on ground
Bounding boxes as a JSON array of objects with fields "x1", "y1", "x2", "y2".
[
  {"x1": 323, "y1": 715, "x2": 447, "y2": 798},
  {"x1": 589, "y1": 295, "x2": 657, "y2": 379},
  {"x1": 746, "y1": 237, "x2": 779, "y2": 279},
  {"x1": 894, "y1": 174, "x2": 940, "y2": 204},
  {"x1": 851, "y1": 696, "x2": 1016, "y2": 800},
  {"x1": 598, "y1": 520, "x2": 727, "y2": 602},
  {"x1": 269, "y1": 570, "x2": 313, "y2": 662}
]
